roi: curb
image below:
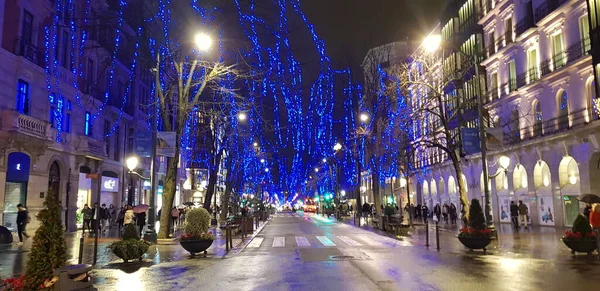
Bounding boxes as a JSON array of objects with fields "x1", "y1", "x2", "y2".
[{"x1": 227, "y1": 220, "x2": 270, "y2": 256}]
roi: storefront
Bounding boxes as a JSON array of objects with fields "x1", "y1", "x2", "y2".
[
  {"x1": 2, "y1": 152, "x2": 30, "y2": 229},
  {"x1": 497, "y1": 196, "x2": 511, "y2": 224},
  {"x1": 76, "y1": 173, "x2": 92, "y2": 227},
  {"x1": 101, "y1": 176, "x2": 120, "y2": 207}
]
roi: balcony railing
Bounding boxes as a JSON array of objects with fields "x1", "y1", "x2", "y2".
[
  {"x1": 13, "y1": 39, "x2": 44, "y2": 67},
  {"x1": 503, "y1": 108, "x2": 595, "y2": 145},
  {"x1": 0, "y1": 109, "x2": 49, "y2": 140},
  {"x1": 516, "y1": 14, "x2": 535, "y2": 37},
  {"x1": 534, "y1": 0, "x2": 569, "y2": 23},
  {"x1": 485, "y1": 33, "x2": 515, "y2": 58},
  {"x1": 76, "y1": 135, "x2": 107, "y2": 157}
]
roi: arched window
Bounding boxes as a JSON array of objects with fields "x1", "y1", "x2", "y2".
[
  {"x1": 534, "y1": 101, "x2": 543, "y2": 136},
  {"x1": 558, "y1": 90, "x2": 569, "y2": 130}
]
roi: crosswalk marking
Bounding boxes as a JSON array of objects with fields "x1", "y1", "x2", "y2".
[
  {"x1": 247, "y1": 237, "x2": 264, "y2": 248},
  {"x1": 295, "y1": 236, "x2": 311, "y2": 247},
  {"x1": 337, "y1": 236, "x2": 363, "y2": 246},
  {"x1": 316, "y1": 236, "x2": 336, "y2": 247},
  {"x1": 273, "y1": 237, "x2": 286, "y2": 247},
  {"x1": 356, "y1": 235, "x2": 381, "y2": 246}
]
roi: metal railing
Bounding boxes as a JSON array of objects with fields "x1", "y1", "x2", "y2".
[
  {"x1": 485, "y1": 33, "x2": 515, "y2": 58},
  {"x1": 13, "y1": 39, "x2": 43, "y2": 67},
  {"x1": 516, "y1": 14, "x2": 535, "y2": 37},
  {"x1": 534, "y1": 0, "x2": 569, "y2": 23},
  {"x1": 503, "y1": 108, "x2": 594, "y2": 145},
  {"x1": 0, "y1": 109, "x2": 48, "y2": 139}
]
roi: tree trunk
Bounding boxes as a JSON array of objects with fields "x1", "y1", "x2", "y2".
[
  {"x1": 220, "y1": 182, "x2": 232, "y2": 221},
  {"x1": 450, "y1": 152, "x2": 469, "y2": 220},
  {"x1": 158, "y1": 145, "x2": 181, "y2": 239},
  {"x1": 203, "y1": 152, "x2": 222, "y2": 210},
  {"x1": 372, "y1": 172, "x2": 382, "y2": 228}
]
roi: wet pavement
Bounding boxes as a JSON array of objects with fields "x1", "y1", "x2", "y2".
[
  {"x1": 0, "y1": 221, "x2": 266, "y2": 280},
  {"x1": 2, "y1": 213, "x2": 599, "y2": 290}
]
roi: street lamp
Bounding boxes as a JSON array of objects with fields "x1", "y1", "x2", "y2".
[
  {"x1": 322, "y1": 158, "x2": 327, "y2": 163},
  {"x1": 194, "y1": 33, "x2": 212, "y2": 51},
  {"x1": 264, "y1": 168, "x2": 269, "y2": 172},
  {"x1": 422, "y1": 34, "x2": 442, "y2": 53},
  {"x1": 498, "y1": 155, "x2": 511, "y2": 171},
  {"x1": 359, "y1": 113, "x2": 370, "y2": 122},
  {"x1": 237, "y1": 112, "x2": 247, "y2": 121},
  {"x1": 126, "y1": 156, "x2": 139, "y2": 172},
  {"x1": 315, "y1": 168, "x2": 319, "y2": 172},
  {"x1": 333, "y1": 143, "x2": 342, "y2": 152},
  {"x1": 253, "y1": 142, "x2": 259, "y2": 147},
  {"x1": 341, "y1": 190, "x2": 346, "y2": 197},
  {"x1": 260, "y1": 159, "x2": 265, "y2": 163}
]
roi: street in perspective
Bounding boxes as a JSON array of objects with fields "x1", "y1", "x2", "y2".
[{"x1": 2, "y1": 0, "x2": 600, "y2": 290}]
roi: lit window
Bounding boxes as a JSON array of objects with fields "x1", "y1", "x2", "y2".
[{"x1": 16, "y1": 79, "x2": 30, "y2": 115}]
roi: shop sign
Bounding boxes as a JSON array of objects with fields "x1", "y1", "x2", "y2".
[
  {"x1": 157, "y1": 132, "x2": 176, "y2": 157},
  {"x1": 135, "y1": 132, "x2": 152, "y2": 157},
  {"x1": 460, "y1": 128, "x2": 480, "y2": 155},
  {"x1": 101, "y1": 177, "x2": 119, "y2": 192}
]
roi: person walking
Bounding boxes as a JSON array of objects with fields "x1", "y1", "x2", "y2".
[
  {"x1": 82, "y1": 204, "x2": 93, "y2": 234},
  {"x1": 415, "y1": 204, "x2": 421, "y2": 219},
  {"x1": 116, "y1": 206, "x2": 125, "y2": 232},
  {"x1": 589, "y1": 204, "x2": 600, "y2": 256},
  {"x1": 136, "y1": 211, "x2": 147, "y2": 237},
  {"x1": 91, "y1": 203, "x2": 99, "y2": 235},
  {"x1": 433, "y1": 203, "x2": 441, "y2": 222},
  {"x1": 171, "y1": 207, "x2": 179, "y2": 229},
  {"x1": 16, "y1": 204, "x2": 30, "y2": 245},
  {"x1": 99, "y1": 204, "x2": 110, "y2": 234},
  {"x1": 449, "y1": 203, "x2": 457, "y2": 225},
  {"x1": 510, "y1": 201, "x2": 520, "y2": 230},
  {"x1": 518, "y1": 200, "x2": 529, "y2": 230},
  {"x1": 123, "y1": 205, "x2": 135, "y2": 226},
  {"x1": 422, "y1": 204, "x2": 429, "y2": 223},
  {"x1": 442, "y1": 203, "x2": 449, "y2": 223},
  {"x1": 584, "y1": 203, "x2": 592, "y2": 220},
  {"x1": 108, "y1": 204, "x2": 117, "y2": 229}
]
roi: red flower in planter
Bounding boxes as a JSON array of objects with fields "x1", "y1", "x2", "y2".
[{"x1": 3, "y1": 275, "x2": 25, "y2": 291}]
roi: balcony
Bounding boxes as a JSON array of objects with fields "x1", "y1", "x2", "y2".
[
  {"x1": 0, "y1": 109, "x2": 49, "y2": 140},
  {"x1": 75, "y1": 135, "x2": 107, "y2": 157},
  {"x1": 484, "y1": 33, "x2": 515, "y2": 58},
  {"x1": 534, "y1": 0, "x2": 569, "y2": 23},
  {"x1": 82, "y1": 83, "x2": 98, "y2": 99},
  {"x1": 503, "y1": 108, "x2": 596, "y2": 146},
  {"x1": 13, "y1": 39, "x2": 44, "y2": 67},
  {"x1": 515, "y1": 14, "x2": 535, "y2": 38}
]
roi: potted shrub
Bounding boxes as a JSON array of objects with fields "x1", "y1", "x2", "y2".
[
  {"x1": 180, "y1": 208, "x2": 215, "y2": 256},
  {"x1": 458, "y1": 199, "x2": 493, "y2": 252},
  {"x1": 562, "y1": 214, "x2": 597, "y2": 255},
  {"x1": 108, "y1": 224, "x2": 151, "y2": 263}
]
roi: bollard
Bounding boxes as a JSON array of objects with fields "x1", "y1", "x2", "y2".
[
  {"x1": 78, "y1": 236, "x2": 84, "y2": 264},
  {"x1": 229, "y1": 227, "x2": 233, "y2": 249},
  {"x1": 425, "y1": 219, "x2": 430, "y2": 248},
  {"x1": 225, "y1": 227, "x2": 230, "y2": 251},
  {"x1": 242, "y1": 218, "x2": 247, "y2": 238},
  {"x1": 436, "y1": 221, "x2": 440, "y2": 251}
]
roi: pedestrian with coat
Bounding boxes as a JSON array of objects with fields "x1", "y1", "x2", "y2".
[
  {"x1": 116, "y1": 206, "x2": 125, "y2": 231},
  {"x1": 108, "y1": 204, "x2": 117, "y2": 229},
  {"x1": 81, "y1": 204, "x2": 93, "y2": 234},
  {"x1": 584, "y1": 204, "x2": 592, "y2": 220},
  {"x1": 171, "y1": 207, "x2": 180, "y2": 229},
  {"x1": 442, "y1": 203, "x2": 449, "y2": 223},
  {"x1": 136, "y1": 211, "x2": 146, "y2": 237},
  {"x1": 518, "y1": 200, "x2": 529, "y2": 229},
  {"x1": 589, "y1": 204, "x2": 600, "y2": 256},
  {"x1": 510, "y1": 201, "x2": 520, "y2": 230},
  {"x1": 99, "y1": 204, "x2": 110, "y2": 234},
  {"x1": 449, "y1": 203, "x2": 458, "y2": 224},
  {"x1": 421, "y1": 204, "x2": 429, "y2": 223},
  {"x1": 433, "y1": 203, "x2": 441, "y2": 221},
  {"x1": 16, "y1": 204, "x2": 30, "y2": 244},
  {"x1": 415, "y1": 204, "x2": 421, "y2": 219},
  {"x1": 123, "y1": 205, "x2": 135, "y2": 226}
]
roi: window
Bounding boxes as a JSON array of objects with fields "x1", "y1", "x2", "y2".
[
  {"x1": 558, "y1": 90, "x2": 569, "y2": 130},
  {"x1": 86, "y1": 59, "x2": 94, "y2": 85},
  {"x1": 551, "y1": 32, "x2": 564, "y2": 69},
  {"x1": 490, "y1": 72, "x2": 498, "y2": 100},
  {"x1": 508, "y1": 60, "x2": 517, "y2": 91},
  {"x1": 487, "y1": 33, "x2": 495, "y2": 56},
  {"x1": 127, "y1": 128, "x2": 134, "y2": 154},
  {"x1": 590, "y1": 0, "x2": 600, "y2": 30},
  {"x1": 64, "y1": 100, "x2": 71, "y2": 133},
  {"x1": 534, "y1": 101, "x2": 543, "y2": 136},
  {"x1": 15, "y1": 80, "x2": 30, "y2": 115},
  {"x1": 527, "y1": 48, "x2": 539, "y2": 83},
  {"x1": 580, "y1": 15, "x2": 591, "y2": 53},
  {"x1": 84, "y1": 112, "x2": 92, "y2": 136},
  {"x1": 21, "y1": 10, "x2": 33, "y2": 44},
  {"x1": 505, "y1": 16, "x2": 513, "y2": 43}
]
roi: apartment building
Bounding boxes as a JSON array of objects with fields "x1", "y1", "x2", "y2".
[{"x1": 0, "y1": 0, "x2": 175, "y2": 232}]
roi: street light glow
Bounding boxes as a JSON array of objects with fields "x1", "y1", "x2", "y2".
[
  {"x1": 260, "y1": 159, "x2": 265, "y2": 163},
  {"x1": 238, "y1": 112, "x2": 247, "y2": 121},
  {"x1": 423, "y1": 34, "x2": 442, "y2": 53},
  {"x1": 194, "y1": 32, "x2": 212, "y2": 51},
  {"x1": 126, "y1": 156, "x2": 139, "y2": 171},
  {"x1": 498, "y1": 155, "x2": 511, "y2": 170},
  {"x1": 322, "y1": 158, "x2": 327, "y2": 163},
  {"x1": 264, "y1": 168, "x2": 269, "y2": 172},
  {"x1": 333, "y1": 143, "x2": 342, "y2": 151},
  {"x1": 315, "y1": 168, "x2": 319, "y2": 172},
  {"x1": 359, "y1": 113, "x2": 370, "y2": 122},
  {"x1": 340, "y1": 190, "x2": 346, "y2": 197},
  {"x1": 253, "y1": 142, "x2": 259, "y2": 147}
]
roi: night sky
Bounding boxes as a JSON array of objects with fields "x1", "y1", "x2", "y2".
[{"x1": 301, "y1": 0, "x2": 447, "y2": 68}]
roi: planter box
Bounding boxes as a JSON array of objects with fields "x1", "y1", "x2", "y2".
[
  {"x1": 458, "y1": 236, "x2": 492, "y2": 252},
  {"x1": 233, "y1": 218, "x2": 254, "y2": 234},
  {"x1": 180, "y1": 239, "x2": 214, "y2": 257},
  {"x1": 562, "y1": 239, "x2": 598, "y2": 255}
]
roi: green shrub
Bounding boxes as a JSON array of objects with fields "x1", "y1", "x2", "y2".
[
  {"x1": 122, "y1": 223, "x2": 139, "y2": 240},
  {"x1": 572, "y1": 214, "x2": 592, "y2": 235},
  {"x1": 468, "y1": 199, "x2": 486, "y2": 230},
  {"x1": 24, "y1": 188, "x2": 67, "y2": 289},
  {"x1": 184, "y1": 208, "x2": 211, "y2": 238},
  {"x1": 108, "y1": 240, "x2": 151, "y2": 262}
]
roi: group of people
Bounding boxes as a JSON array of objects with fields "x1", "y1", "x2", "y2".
[
  {"x1": 405, "y1": 203, "x2": 458, "y2": 224},
  {"x1": 509, "y1": 200, "x2": 530, "y2": 230},
  {"x1": 81, "y1": 203, "x2": 145, "y2": 237}
]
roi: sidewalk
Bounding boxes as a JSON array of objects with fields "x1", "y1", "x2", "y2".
[
  {"x1": 0, "y1": 220, "x2": 269, "y2": 279},
  {"x1": 342, "y1": 215, "x2": 598, "y2": 262}
]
